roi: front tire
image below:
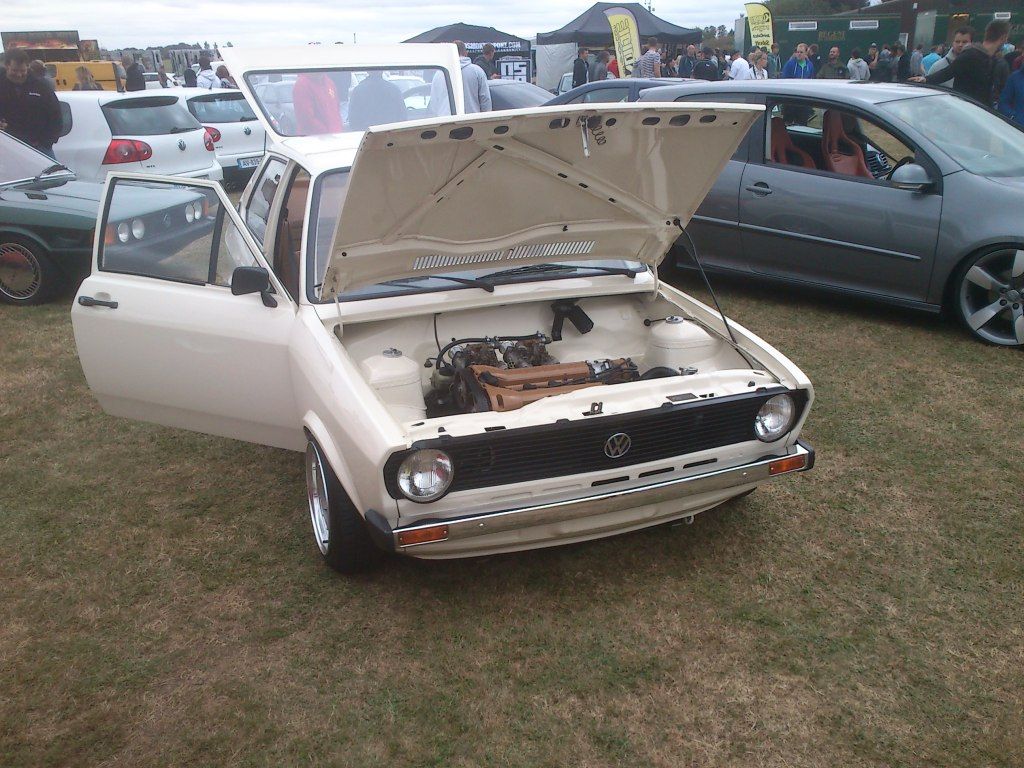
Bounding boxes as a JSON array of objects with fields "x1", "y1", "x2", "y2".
[
  {"x1": 305, "y1": 440, "x2": 383, "y2": 574},
  {"x1": 0, "y1": 236, "x2": 63, "y2": 305},
  {"x1": 953, "y1": 247, "x2": 1024, "y2": 347}
]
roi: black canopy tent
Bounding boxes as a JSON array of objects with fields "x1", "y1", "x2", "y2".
[
  {"x1": 403, "y1": 23, "x2": 530, "y2": 56},
  {"x1": 536, "y1": 2, "x2": 701, "y2": 47}
]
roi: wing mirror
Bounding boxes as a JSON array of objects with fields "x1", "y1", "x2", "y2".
[
  {"x1": 231, "y1": 266, "x2": 278, "y2": 307},
  {"x1": 890, "y1": 163, "x2": 934, "y2": 193}
]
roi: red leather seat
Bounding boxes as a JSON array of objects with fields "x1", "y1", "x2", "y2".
[
  {"x1": 822, "y1": 110, "x2": 873, "y2": 178},
  {"x1": 770, "y1": 117, "x2": 816, "y2": 169}
]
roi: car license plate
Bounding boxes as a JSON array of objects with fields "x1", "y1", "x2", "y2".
[{"x1": 236, "y1": 156, "x2": 261, "y2": 169}]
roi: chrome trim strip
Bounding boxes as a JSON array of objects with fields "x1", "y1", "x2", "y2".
[
  {"x1": 393, "y1": 443, "x2": 811, "y2": 548},
  {"x1": 736, "y1": 221, "x2": 921, "y2": 262}
]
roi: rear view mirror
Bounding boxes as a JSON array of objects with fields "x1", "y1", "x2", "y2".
[
  {"x1": 890, "y1": 163, "x2": 933, "y2": 193},
  {"x1": 231, "y1": 266, "x2": 277, "y2": 307}
]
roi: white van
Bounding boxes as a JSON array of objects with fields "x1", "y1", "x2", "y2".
[{"x1": 55, "y1": 91, "x2": 223, "y2": 183}]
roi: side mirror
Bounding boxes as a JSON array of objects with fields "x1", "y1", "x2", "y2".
[
  {"x1": 890, "y1": 163, "x2": 934, "y2": 193},
  {"x1": 230, "y1": 265, "x2": 277, "y2": 307}
]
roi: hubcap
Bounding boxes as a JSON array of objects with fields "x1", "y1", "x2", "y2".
[
  {"x1": 959, "y1": 248, "x2": 1024, "y2": 346},
  {"x1": 0, "y1": 242, "x2": 41, "y2": 299},
  {"x1": 305, "y1": 443, "x2": 331, "y2": 555}
]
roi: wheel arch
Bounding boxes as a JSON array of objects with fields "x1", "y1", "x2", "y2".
[
  {"x1": 0, "y1": 226, "x2": 53, "y2": 255},
  {"x1": 940, "y1": 239, "x2": 1024, "y2": 311},
  {"x1": 301, "y1": 412, "x2": 365, "y2": 515}
]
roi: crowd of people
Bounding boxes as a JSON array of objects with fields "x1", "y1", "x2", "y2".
[{"x1": 570, "y1": 20, "x2": 1023, "y2": 121}]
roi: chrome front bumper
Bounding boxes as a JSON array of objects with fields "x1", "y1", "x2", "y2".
[{"x1": 365, "y1": 441, "x2": 814, "y2": 554}]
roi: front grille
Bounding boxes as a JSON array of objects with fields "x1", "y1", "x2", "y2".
[{"x1": 385, "y1": 389, "x2": 807, "y2": 497}]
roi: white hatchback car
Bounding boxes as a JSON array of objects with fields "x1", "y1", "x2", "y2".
[
  {"x1": 55, "y1": 91, "x2": 223, "y2": 183},
  {"x1": 174, "y1": 88, "x2": 266, "y2": 187},
  {"x1": 71, "y1": 46, "x2": 814, "y2": 574}
]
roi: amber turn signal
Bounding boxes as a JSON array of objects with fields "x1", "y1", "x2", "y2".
[
  {"x1": 397, "y1": 525, "x2": 450, "y2": 547},
  {"x1": 769, "y1": 454, "x2": 807, "y2": 476}
]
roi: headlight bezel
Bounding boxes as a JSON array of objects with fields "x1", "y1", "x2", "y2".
[
  {"x1": 754, "y1": 393, "x2": 798, "y2": 442},
  {"x1": 395, "y1": 448, "x2": 454, "y2": 503}
]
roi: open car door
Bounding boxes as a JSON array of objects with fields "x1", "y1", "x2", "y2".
[{"x1": 72, "y1": 174, "x2": 304, "y2": 451}]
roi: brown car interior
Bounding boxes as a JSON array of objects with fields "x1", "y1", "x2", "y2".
[
  {"x1": 273, "y1": 170, "x2": 310, "y2": 300},
  {"x1": 769, "y1": 104, "x2": 887, "y2": 180}
]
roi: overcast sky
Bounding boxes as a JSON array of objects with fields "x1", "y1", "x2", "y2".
[{"x1": 5, "y1": 1, "x2": 754, "y2": 48}]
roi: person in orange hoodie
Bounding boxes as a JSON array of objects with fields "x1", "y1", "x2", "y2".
[{"x1": 293, "y1": 73, "x2": 343, "y2": 135}]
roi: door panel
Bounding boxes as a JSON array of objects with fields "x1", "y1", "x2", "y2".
[
  {"x1": 737, "y1": 164, "x2": 941, "y2": 302},
  {"x1": 687, "y1": 159, "x2": 745, "y2": 268},
  {"x1": 72, "y1": 174, "x2": 304, "y2": 450}
]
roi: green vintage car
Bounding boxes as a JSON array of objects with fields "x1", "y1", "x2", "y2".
[{"x1": 1, "y1": 133, "x2": 216, "y2": 305}]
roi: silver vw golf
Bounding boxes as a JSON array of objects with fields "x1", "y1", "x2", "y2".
[{"x1": 640, "y1": 81, "x2": 1024, "y2": 347}]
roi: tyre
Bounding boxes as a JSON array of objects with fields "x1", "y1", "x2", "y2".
[
  {"x1": 305, "y1": 439, "x2": 383, "y2": 574},
  {"x1": 0, "y1": 236, "x2": 63, "y2": 305},
  {"x1": 953, "y1": 246, "x2": 1024, "y2": 347}
]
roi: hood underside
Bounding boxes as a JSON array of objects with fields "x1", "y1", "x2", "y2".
[{"x1": 321, "y1": 102, "x2": 761, "y2": 297}]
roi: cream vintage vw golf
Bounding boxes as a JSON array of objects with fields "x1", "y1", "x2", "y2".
[{"x1": 71, "y1": 46, "x2": 814, "y2": 573}]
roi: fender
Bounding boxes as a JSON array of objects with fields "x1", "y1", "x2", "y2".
[
  {"x1": 0, "y1": 226, "x2": 52, "y2": 254},
  {"x1": 933, "y1": 238, "x2": 1024, "y2": 308},
  {"x1": 302, "y1": 410, "x2": 365, "y2": 514}
]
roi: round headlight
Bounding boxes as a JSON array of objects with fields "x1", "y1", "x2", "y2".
[
  {"x1": 397, "y1": 449, "x2": 453, "y2": 502},
  {"x1": 184, "y1": 203, "x2": 195, "y2": 223},
  {"x1": 131, "y1": 218, "x2": 145, "y2": 240},
  {"x1": 754, "y1": 394, "x2": 797, "y2": 442},
  {"x1": 116, "y1": 222, "x2": 130, "y2": 243},
  {"x1": 193, "y1": 201, "x2": 204, "y2": 220}
]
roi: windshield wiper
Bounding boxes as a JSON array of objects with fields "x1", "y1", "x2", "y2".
[
  {"x1": 35, "y1": 163, "x2": 72, "y2": 178},
  {"x1": 381, "y1": 275, "x2": 495, "y2": 293},
  {"x1": 239, "y1": 116, "x2": 259, "y2": 122},
  {"x1": 482, "y1": 263, "x2": 641, "y2": 282}
]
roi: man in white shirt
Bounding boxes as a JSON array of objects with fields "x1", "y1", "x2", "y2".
[{"x1": 728, "y1": 50, "x2": 751, "y2": 80}]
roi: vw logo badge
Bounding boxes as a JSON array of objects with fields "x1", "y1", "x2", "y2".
[
  {"x1": 243, "y1": 126, "x2": 252, "y2": 136},
  {"x1": 177, "y1": 139, "x2": 186, "y2": 151},
  {"x1": 604, "y1": 433, "x2": 631, "y2": 459}
]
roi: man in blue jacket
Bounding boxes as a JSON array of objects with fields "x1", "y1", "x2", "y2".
[
  {"x1": 781, "y1": 44, "x2": 816, "y2": 79},
  {"x1": 999, "y1": 66, "x2": 1024, "y2": 123}
]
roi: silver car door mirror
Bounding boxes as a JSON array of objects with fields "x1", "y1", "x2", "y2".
[{"x1": 890, "y1": 163, "x2": 934, "y2": 192}]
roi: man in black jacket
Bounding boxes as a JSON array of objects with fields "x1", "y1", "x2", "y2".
[
  {"x1": 572, "y1": 47, "x2": 589, "y2": 88},
  {"x1": 915, "y1": 20, "x2": 1010, "y2": 106},
  {"x1": 0, "y1": 49, "x2": 62, "y2": 159}
]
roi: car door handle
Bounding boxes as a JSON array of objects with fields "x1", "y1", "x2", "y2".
[
  {"x1": 78, "y1": 295, "x2": 118, "y2": 309},
  {"x1": 744, "y1": 183, "x2": 773, "y2": 195}
]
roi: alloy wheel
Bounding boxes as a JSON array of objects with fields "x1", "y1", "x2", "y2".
[
  {"x1": 305, "y1": 442, "x2": 331, "y2": 555},
  {"x1": 958, "y1": 248, "x2": 1024, "y2": 346},
  {"x1": 0, "y1": 242, "x2": 42, "y2": 300}
]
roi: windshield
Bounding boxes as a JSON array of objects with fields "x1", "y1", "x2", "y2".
[
  {"x1": 186, "y1": 92, "x2": 258, "y2": 123},
  {"x1": 245, "y1": 67, "x2": 454, "y2": 136},
  {"x1": 102, "y1": 96, "x2": 202, "y2": 136},
  {"x1": 0, "y1": 133, "x2": 59, "y2": 184},
  {"x1": 879, "y1": 93, "x2": 1024, "y2": 177}
]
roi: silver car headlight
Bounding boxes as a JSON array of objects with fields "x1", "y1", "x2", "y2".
[
  {"x1": 397, "y1": 449, "x2": 453, "y2": 502},
  {"x1": 754, "y1": 394, "x2": 797, "y2": 442},
  {"x1": 116, "y1": 222, "x2": 130, "y2": 243},
  {"x1": 131, "y1": 218, "x2": 145, "y2": 240},
  {"x1": 184, "y1": 203, "x2": 196, "y2": 223}
]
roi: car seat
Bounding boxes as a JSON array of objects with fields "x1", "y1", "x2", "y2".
[
  {"x1": 822, "y1": 110, "x2": 873, "y2": 178},
  {"x1": 770, "y1": 117, "x2": 816, "y2": 169}
]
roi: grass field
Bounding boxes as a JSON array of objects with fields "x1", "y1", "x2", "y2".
[{"x1": 1, "y1": 273, "x2": 1022, "y2": 767}]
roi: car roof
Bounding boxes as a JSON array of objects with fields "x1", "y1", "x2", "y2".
[
  {"x1": 637, "y1": 80, "x2": 938, "y2": 107},
  {"x1": 57, "y1": 90, "x2": 182, "y2": 106}
]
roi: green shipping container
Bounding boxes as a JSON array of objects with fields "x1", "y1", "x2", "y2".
[{"x1": 772, "y1": 16, "x2": 903, "y2": 61}]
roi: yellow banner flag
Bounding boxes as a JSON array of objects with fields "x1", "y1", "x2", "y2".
[
  {"x1": 745, "y1": 3, "x2": 774, "y2": 50},
  {"x1": 603, "y1": 6, "x2": 642, "y2": 77}
]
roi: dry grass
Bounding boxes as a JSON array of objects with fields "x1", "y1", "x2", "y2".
[{"x1": 1, "y1": 272, "x2": 1022, "y2": 767}]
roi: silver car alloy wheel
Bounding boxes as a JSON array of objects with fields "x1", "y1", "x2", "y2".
[
  {"x1": 305, "y1": 442, "x2": 331, "y2": 555},
  {"x1": 959, "y1": 248, "x2": 1024, "y2": 346},
  {"x1": 0, "y1": 242, "x2": 41, "y2": 300}
]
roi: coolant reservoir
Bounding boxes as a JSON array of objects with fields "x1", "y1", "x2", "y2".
[
  {"x1": 645, "y1": 316, "x2": 721, "y2": 373},
  {"x1": 359, "y1": 348, "x2": 426, "y2": 422}
]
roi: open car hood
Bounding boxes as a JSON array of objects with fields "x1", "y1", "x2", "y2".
[{"x1": 321, "y1": 102, "x2": 761, "y2": 298}]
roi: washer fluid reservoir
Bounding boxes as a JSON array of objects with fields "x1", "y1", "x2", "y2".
[
  {"x1": 645, "y1": 316, "x2": 721, "y2": 373},
  {"x1": 359, "y1": 348, "x2": 426, "y2": 422}
]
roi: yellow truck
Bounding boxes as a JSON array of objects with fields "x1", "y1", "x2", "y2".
[{"x1": 45, "y1": 61, "x2": 122, "y2": 91}]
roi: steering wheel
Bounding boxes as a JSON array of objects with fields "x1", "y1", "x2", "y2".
[{"x1": 885, "y1": 156, "x2": 914, "y2": 181}]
